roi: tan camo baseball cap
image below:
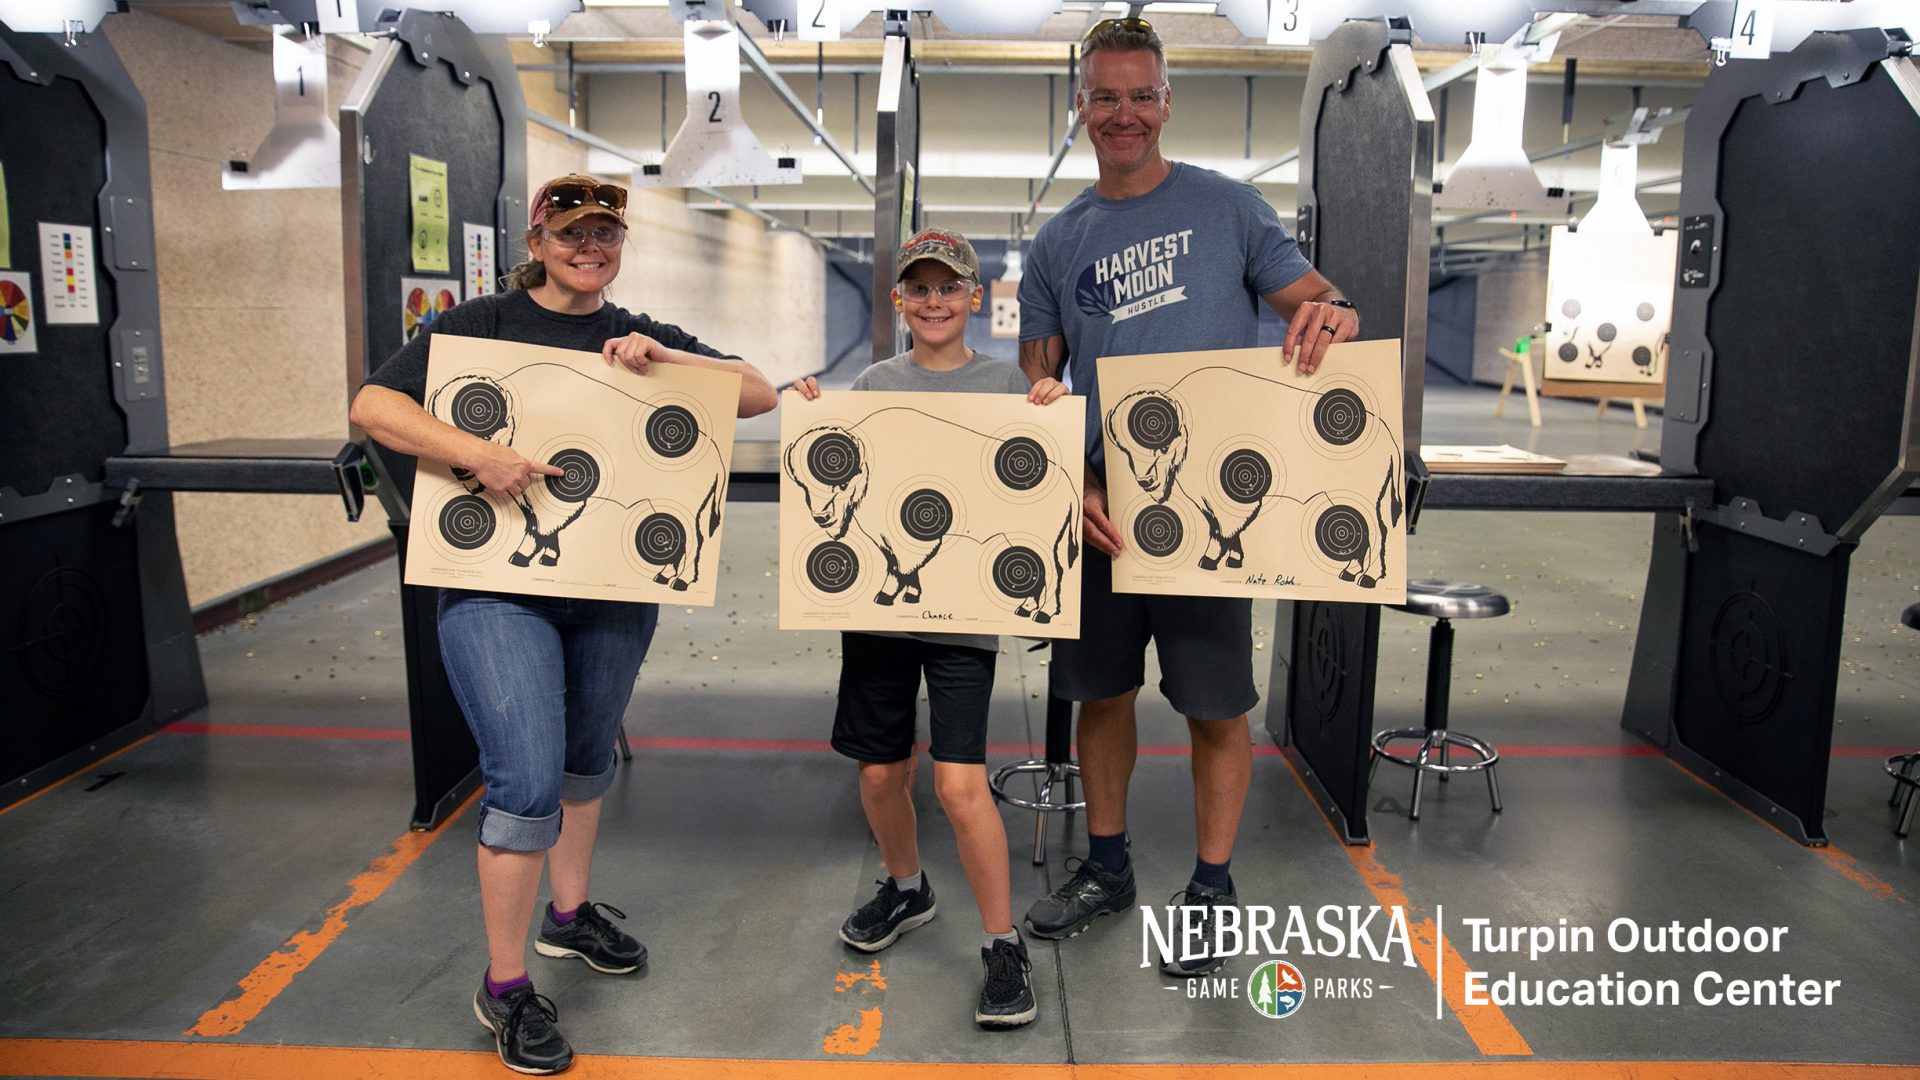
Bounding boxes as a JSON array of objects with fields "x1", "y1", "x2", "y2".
[{"x1": 896, "y1": 227, "x2": 980, "y2": 282}]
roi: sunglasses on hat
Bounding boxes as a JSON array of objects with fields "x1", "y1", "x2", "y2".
[
  {"x1": 541, "y1": 180, "x2": 627, "y2": 215},
  {"x1": 1083, "y1": 15, "x2": 1154, "y2": 41}
]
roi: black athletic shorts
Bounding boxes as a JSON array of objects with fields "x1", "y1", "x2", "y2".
[
  {"x1": 1049, "y1": 550, "x2": 1259, "y2": 721},
  {"x1": 832, "y1": 632, "x2": 997, "y2": 765}
]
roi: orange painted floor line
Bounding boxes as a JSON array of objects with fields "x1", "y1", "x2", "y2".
[
  {"x1": 1662, "y1": 760, "x2": 1907, "y2": 905},
  {"x1": 184, "y1": 789, "x2": 480, "y2": 1038},
  {"x1": 1280, "y1": 757, "x2": 1533, "y2": 1058},
  {"x1": 0, "y1": 1040, "x2": 1914, "y2": 1080}
]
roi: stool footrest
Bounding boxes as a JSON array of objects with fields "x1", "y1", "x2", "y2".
[
  {"x1": 1372, "y1": 729, "x2": 1500, "y2": 772},
  {"x1": 990, "y1": 759, "x2": 1085, "y2": 812}
]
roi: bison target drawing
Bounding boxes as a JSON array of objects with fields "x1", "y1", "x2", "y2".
[
  {"x1": 1097, "y1": 340, "x2": 1407, "y2": 604},
  {"x1": 779, "y1": 390, "x2": 1086, "y2": 637},
  {"x1": 404, "y1": 335, "x2": 741, "y2": 604}
]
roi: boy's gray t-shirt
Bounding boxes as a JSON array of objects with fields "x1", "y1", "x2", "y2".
[
  {"x1": 1017, "y1": 161, "x2": 1313, "y2": 466},
  {"x1": 847, "y1": 351, "x2": 1031, "y2": 653}
]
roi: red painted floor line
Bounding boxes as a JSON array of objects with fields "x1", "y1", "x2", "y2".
[
  {"x1": 152, "y1": 725, "x2": 1915, "y2": 763},
  {"x1": 161, "y1": 722, "x2": 409, "y2": 742}
]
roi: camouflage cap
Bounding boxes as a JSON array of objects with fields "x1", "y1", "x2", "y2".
[{"x1": 896, "y1": 227, "x2": 980, "y2": 282}]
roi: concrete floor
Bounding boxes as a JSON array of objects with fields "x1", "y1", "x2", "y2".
[{"x1": 1, "y1": 382, "x2": 1916, "y2": 1077}]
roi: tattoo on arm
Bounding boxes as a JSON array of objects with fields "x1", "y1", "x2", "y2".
[{"x1": 1019, "y1": 336, "x2": 1067, "y2": 383}]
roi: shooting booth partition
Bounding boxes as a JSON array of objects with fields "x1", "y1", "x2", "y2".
[
  {"x1": 342, "y1": 10, "x2": 528, "y2": 828},
  {"x1": 869, "y1": 16, "x2": 920, "y2": 364},
  {"x1": 1265, "y1": 17, "x2": 1435, "y2": 844},
  {"x1": 1622, "y1": 29, "x2": 1920, "y2": 846},
  {"x1": 0, "y1": 24, "x2": 202, "y2": 800}
]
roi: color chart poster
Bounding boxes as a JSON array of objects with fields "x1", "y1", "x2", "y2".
[
  {"x1": 464, "y1": 222, "x2": 496, "y2": 300},
  {"x1": 38, "y1": 223, "x2": 97, "y2": 325},
  {"x1": 0, "y1": 270, "x2": 35, "y2": 354}
]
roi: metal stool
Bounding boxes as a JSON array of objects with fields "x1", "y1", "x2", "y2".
[
  {"x1": 1888, "y1": 604, "x2": 1920, "y2": 838},
  {"x1": 990, "y1": 644, "x2": 1083, "y2": 865},
  {"x1": 1371, "y1": 580, "x2": 1510, "y2": 821}
]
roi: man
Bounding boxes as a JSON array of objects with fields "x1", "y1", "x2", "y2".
[{"x1": 1017, "y1": 17, "x2": 1360, "y2": 977}]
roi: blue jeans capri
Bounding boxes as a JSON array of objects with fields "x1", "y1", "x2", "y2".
[{"x1": 437, "y1": 590, "x2": 659, "y2": 852}]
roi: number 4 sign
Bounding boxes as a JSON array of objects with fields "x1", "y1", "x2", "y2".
[
  {"x1": 798, "y1": 0, "x2": 841, "y2": 42},
  {"x1": 1727, "y1": 0, "x2": 1776, "y2": 60},
  {"x1": 1267, "y1": 0, "x2": 1310, "y2": 47}
]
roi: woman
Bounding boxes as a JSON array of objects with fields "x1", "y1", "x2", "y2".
[{"x1": 351, "y1": 173, "x2": 776, "y2": 1075}]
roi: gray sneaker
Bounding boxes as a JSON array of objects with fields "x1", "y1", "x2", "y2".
[
  {"x1": 535, "y1": 901, "x2": 647, "y2": 974},
  {"x1": 1024, "y1": 857, "x2": 1136, "y2": 940},
  {"x1": 1159, "y1": 882, "x2": 1237, "y2": 977},
  {"x1": 472, "y1": 977, "x2": 573, "y2": 1075}
]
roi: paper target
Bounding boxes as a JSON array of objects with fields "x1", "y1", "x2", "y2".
[
  {"x1": 401, "y1": 277, "x2": 458, "y2": 342},
  {"x1": 1098, "y1": 341, "x2": 1406, "y2": 603},
  {"x1": 406, "y1": 335, "x2": 741, "y2": 604},
  {"x1": 1543, "y1": 224, "x2": 1677, "y2": 383},
  {"x1": 780, "y1": 390, "x2": 1085, "y2": 636}
]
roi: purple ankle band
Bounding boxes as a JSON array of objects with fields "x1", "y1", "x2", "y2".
[
  {"x1": 486, "y1": 971, "x2": 531, "y2": 998},
  {"x1": 550, "y1": 903, "x2": 579, "y2": 926}
]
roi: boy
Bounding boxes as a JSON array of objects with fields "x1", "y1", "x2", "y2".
[{"x1": 792, "y1": 228, "x2": 1068, "y2": 1027}]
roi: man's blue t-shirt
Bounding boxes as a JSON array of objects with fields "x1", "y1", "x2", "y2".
[{"x1": 1018, "y1": 161, "x2": 1312, "y2": 464}]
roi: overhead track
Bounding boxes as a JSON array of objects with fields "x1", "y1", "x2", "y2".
[
  {"x1": 525, "y1": 109, "x2": 870, "y2": 261},
  {"x1": 735, "y1": 22, "x2": 876, "y2": 194}
]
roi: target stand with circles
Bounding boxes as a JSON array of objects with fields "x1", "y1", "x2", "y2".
[{"x1": 778, "y1": 390, "x2": 1085, "y2": 637}]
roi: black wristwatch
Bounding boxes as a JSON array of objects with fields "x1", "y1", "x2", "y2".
[{"x1": 1326, "y1": 298, "x2": 1357, "y2": 312}]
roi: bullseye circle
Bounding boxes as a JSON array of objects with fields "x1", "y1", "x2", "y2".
[
  {"x1": 439, "y1": 495, "x2": 496, "y2": 551},
  {"x1": 806, "y1": 541, "x2": 860, "y2": 593},
  {"x1": 1561, "y1": 299, "x2": 1582, "y2": 318},
  {"x1": 1218, "y1": 449, "x2": 1273, "y2": 503},
  {"x1": 1596, "y1": 322, "x2": 1618, "y2": 343},
  {"x1": 1558, "y1": 343, "x2": 1579, "y2": 363},
  {"x1": 1313, "y1": 505, "x2": 1368, "y2": 561},
  {"x1": 1313, "y1": 389, "x2": 1367, "y2": 446},
  {"x1": 450, "y1": 383, "x2": 508, "y2": 437},
  {"x1": 646, "y1": 405, "x2": 700, "y2": 458},
  {"x1": 1636, "y1": 302, "x2": 1657, "y2": 322},
  {"x1": 544, "y1": 448, "x2": 601, "y2": 502},
  {"x1": 807, "y1": 432, "x2": 861, "y2": 486},
  {"x1": 1132, "y1": 505, "x2": 1184, "y2": 558},
  {"x1": 634, "y1": 512, "x2": 686, "y2": 564},
  {"x1": 899, "y1": 488, "x2": 953, "y2": 542},
  {"x1": 1710, "y1": 594, "x2": 1787, "y2": 721},
  {"x1": 1632, "y1": 346, "x2": 1654, "y2": 368},
  {"x1": 994, "y1": 437, "x2": 1048, "y2": 490},
  {"x1": 1126, "y1": 396, "x2": 1180, "y2": 451},
  {"x1": 991, "y1": 546, "x2": 1046, "y2": 599},
  {"x1": 19, "y1": 567, "x2": 108, "y2": 696}
]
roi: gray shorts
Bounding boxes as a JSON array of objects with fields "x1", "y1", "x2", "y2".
[{"x1": 1049, "y1": 551, "x2": 1258, "y2": 721}]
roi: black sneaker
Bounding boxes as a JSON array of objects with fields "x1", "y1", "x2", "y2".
[
  {"x1": 1159, "y1": 881, "x2": 1238, "y2": 977},
  {"x1": 472, "y1": 977, "x2": 573, "y2": 1075},
  {"x1": 976, "y1": 936, "x2": 1037, "y2": 1028},
  {"x1": 1024, "y1": 857, "x2": 1136, "y2": 940},
  {"x1": 535, "y1": 901, "x2": 647, "y2": 974},
  {"x1": 839, "y1": 876, "x2": 938, "y2": 952}
]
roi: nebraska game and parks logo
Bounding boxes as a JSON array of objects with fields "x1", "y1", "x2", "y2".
[{"x1": 1248, "y1": 959, "x2": 1307, "y2": 1019}]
